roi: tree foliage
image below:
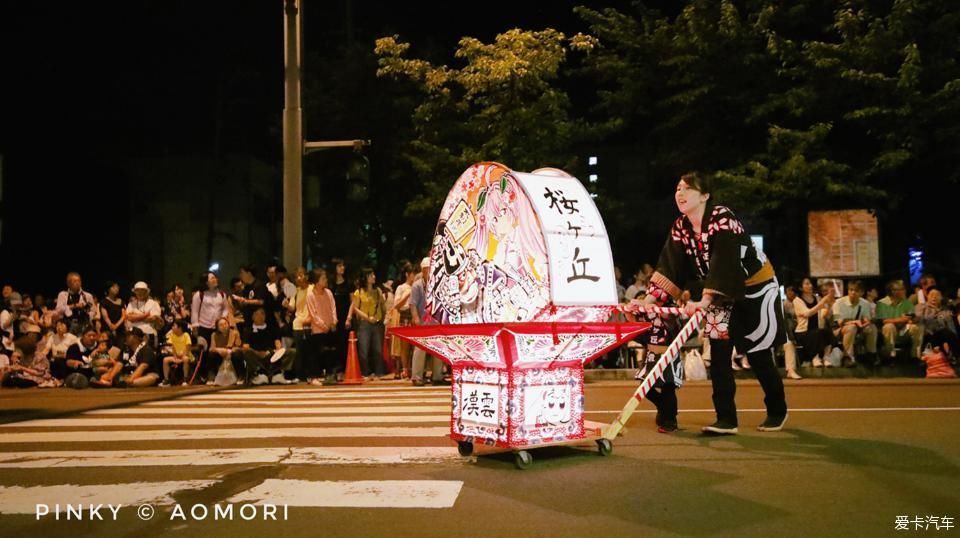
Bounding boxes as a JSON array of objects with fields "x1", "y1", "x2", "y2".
[
  {"x1": 576, "y1": 0, "x2": 960, "y2": 214},
  {"x1": 375, "y1": 29, "x2": 602, "y2": 217}
]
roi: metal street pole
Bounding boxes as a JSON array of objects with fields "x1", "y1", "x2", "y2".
[{"x1": 282, "y1": 0, "x2": 303, "y2": 270}]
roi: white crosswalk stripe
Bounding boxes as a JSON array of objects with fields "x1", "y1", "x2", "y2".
[
  {"x1": 0, "y1": 384, "x2": 466, "y2": 512},
  {"x1": 0, "y1": 386, "x2": 454, "y2": 448}
]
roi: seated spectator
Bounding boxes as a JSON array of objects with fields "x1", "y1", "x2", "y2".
[
  {"x1": 910, "y1": 274, "x2": 937, "y2": 305},
  {"x1": 100, "y1": 281, "x2": 126, "y2": 345},
  {"x1": 89, "y1": 331, "x2": 122, "y2": 387},
  {"x1": 1, "y1": 300, "x2": 15, "y2": 363},
  {"x1": 876, "y1": 279, "x2": 922, "y2": 363},
  {"x1": 45, "y1": 319, "x2": 80, "y2": 363},
  {"x1": 0, "y1": 343, "x2": 55, "y2": 388},
  {"x1": 160, "y1": 321, "x2": 195, "y2": 387},
  {"x1": 241, "y1": 307, "x2": 294, "y2": 385},
  {"x1": 191, "y1": 272, "x2": 230, "y2": 347},
  {"x1": 55, "y1": 272, "x2": 97, "y2": 335},
  {"x1": 119, "y1": 327, "x2": 160, "y2": 387},
  {"x1": 53, "y1": 326, "x2": 99, "y2": 381},
  {"x1": 794, "y1": 278, "x2": 832, "y2": 367},
  {"x1": 206, "y1": 317, "x2": 244, "y2": 385},
  {"x1": 915, "y1": 288, "x2": 959, "y2": 359},
  {"x1": 832, "y1": 280, "x2": 878, "y2": 366},
  {"x1": 865, "y1": 287, "x2": 880, "y2": 319},
  {"x1": 126, "y1": 281, "x2": 163, "y2": 348}
]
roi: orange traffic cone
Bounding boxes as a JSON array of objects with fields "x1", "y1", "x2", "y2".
[{"x1": 341, "y1": 331, "x2": 364, "y2": 385}]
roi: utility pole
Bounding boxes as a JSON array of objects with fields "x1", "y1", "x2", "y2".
[{"x1": 282, "y1": 0, "x2": 303, "y2": 271}]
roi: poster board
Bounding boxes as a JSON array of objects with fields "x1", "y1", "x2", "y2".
[{"x1": 808, "y1": 210, "x2": 880, "y2": 277}]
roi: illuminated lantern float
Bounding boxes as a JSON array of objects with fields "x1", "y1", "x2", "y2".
[{"x1": 391, "y1": 162, "x2": 650, "y2": 468}]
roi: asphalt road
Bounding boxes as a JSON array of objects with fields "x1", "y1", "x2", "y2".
[{"x1": 0, "y1": 379, "x2": 957, "y2": 537}]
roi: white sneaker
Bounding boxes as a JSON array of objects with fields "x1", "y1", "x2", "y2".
[
  {"x1": 812, "y1": 357, "x2": 823, "y2": 367},
  {"x1": 181, "y1": 382, "x2": 189, "y2": 386},
  {"x1": 206, "y1": 380, "x2": 215, "y2": 386},
  {"x1": 252, "y1": 374, "x2": 269, "y2": 385},
  {"x1": 271, "y1": 373, "x2": 289, "y2": 385},
  {"x1": 159, "y1": 381, "x2": 171, "y2": 387},
  {"x1": 235, "y1": 379, "x2": 245, "y2": 385},
  {"x1": 288, "y1": 378, "x2": 300, "y2": 384}
]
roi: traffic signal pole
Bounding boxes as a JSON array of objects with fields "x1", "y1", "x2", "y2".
[{"x1": 282, "y1": 0, "x2": 303, "y2": 271}]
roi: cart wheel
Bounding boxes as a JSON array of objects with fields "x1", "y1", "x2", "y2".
[
  {"x1": 457, "y1": 441, "x2": 474, "y2": 457},
  {"x1": 597, "y1": 438, "x2": 613, "y2": 456},
  {"x1": 514, "y1": 450, "x2": 533, "y2": 470}
]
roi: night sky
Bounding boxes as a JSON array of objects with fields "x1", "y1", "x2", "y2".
[{"x1": 1, "y1": 1, "x2": 624, "y2": 295}]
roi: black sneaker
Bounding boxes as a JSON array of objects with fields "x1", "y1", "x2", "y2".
[
  {"x1": 702, "y1": 421, "x2": 739, "y2": 435},
  {"x1": 757, "y1": 414, "x2": 788, "y2": 432}
]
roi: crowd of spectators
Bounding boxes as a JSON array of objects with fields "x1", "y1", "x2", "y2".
[
  {"x1": 4, "y1": 262, "x2": 956, "y2": 389},
  {"x1": 0, "y1": 258, "x2": 450, "y2": 389}
]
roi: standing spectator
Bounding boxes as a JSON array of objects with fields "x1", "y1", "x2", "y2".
[
  {"x1": 781, "y1": 286, "x2": 801, "y2": 380},
  {"x1": 34, "y1": 294, "x2": 54, "y2": 331},
  {"x1": 126, "y1": 282, "x2": 163, "y2": 348},
  {"x1": 290, "y1": 267, "x2": 313, "y2": 383},
  {"x1": 832, "y1": 280, "x2": 878, "y2": 366},
  {"x1": 350, "y1": 268, "x2": 387, "y2": 379},
  {"x1": 119, "y1": 328, "x2": 160, "y2": 387},
  {"x1": 390, "y1": 262, "x2": 416, "y2": 380},
  {"x1": 44, "y1": 319, "x2": 79, "y2": 363},
  {"x1": 624, "y1": 268, "x2": 648, "y2": 301},
  {"x1": 916, "y1": 288, "x2": 959, "y2": 358},
  {"x1": 191, "y1": 272, "x2": 230, "y2": 347},
  {"x1": 228, "y1": 277, "x2": 246, "y2": 328},
  {"x1": 55, "y1": 272, "x2": 96, "y2": 335},
  {"x1": 241, "y1": 307, "x2": 294, "y2": 385},
  {"x1": 100, "y1": 281, "x2": 126, "y2": 345},
  {"x1": 1, "y1": 284, "x2": 13, "y2": 311},
  {"x1": 160, "y1": 321, "x2": 195, "y2": 387},
  {"x1": 162, "y1": 284, "x2": 190, "y2": 335},
  {"x1": 266, "y1": 264, "x2": 289, "y2": 330},
  {"x1": 305, "y1": 268, "x2": 338, "y2": 385},
  {"x1": 16, "y1": 294, "x2": 43, "y2": 346},
  {"x1": 331, "y1": 258, "x2": 352, "y2": 379},
  {"x1": 876, "y1": 279, "x2": 922, "y2": 363},
  {"x1": 205, "y1": 317, "x2": 244, "y2": 385},
  {"x1": 274, "y1": 266, "x2": 298, "y2": 344},
  {"x1": 614, "y1": 266, "x2": 626, "y2": 303},
  {"x1": 793, "y1": 278, "x2": 832, "y2": 367},
  {"x1": 410, "y1": 257, "x2": 445, "y2": 386},
  {"x1": 237, "y1": 266, "x2": 273, "y2": 331},
  {"x1": 0, "y1": 300, "x2": 14, "y2": 363}
]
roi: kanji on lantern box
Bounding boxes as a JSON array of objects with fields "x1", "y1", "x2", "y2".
[{"x1": 392, "y1": 319, "x2": 649, "y2": 449}]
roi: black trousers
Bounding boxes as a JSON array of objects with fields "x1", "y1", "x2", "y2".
[
  {"x1": 709, "y1": 339, "x2": 787, "y2": 425},
  {"x1": 645, "y1": 384, "x2": 678, "y2": 427}
]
